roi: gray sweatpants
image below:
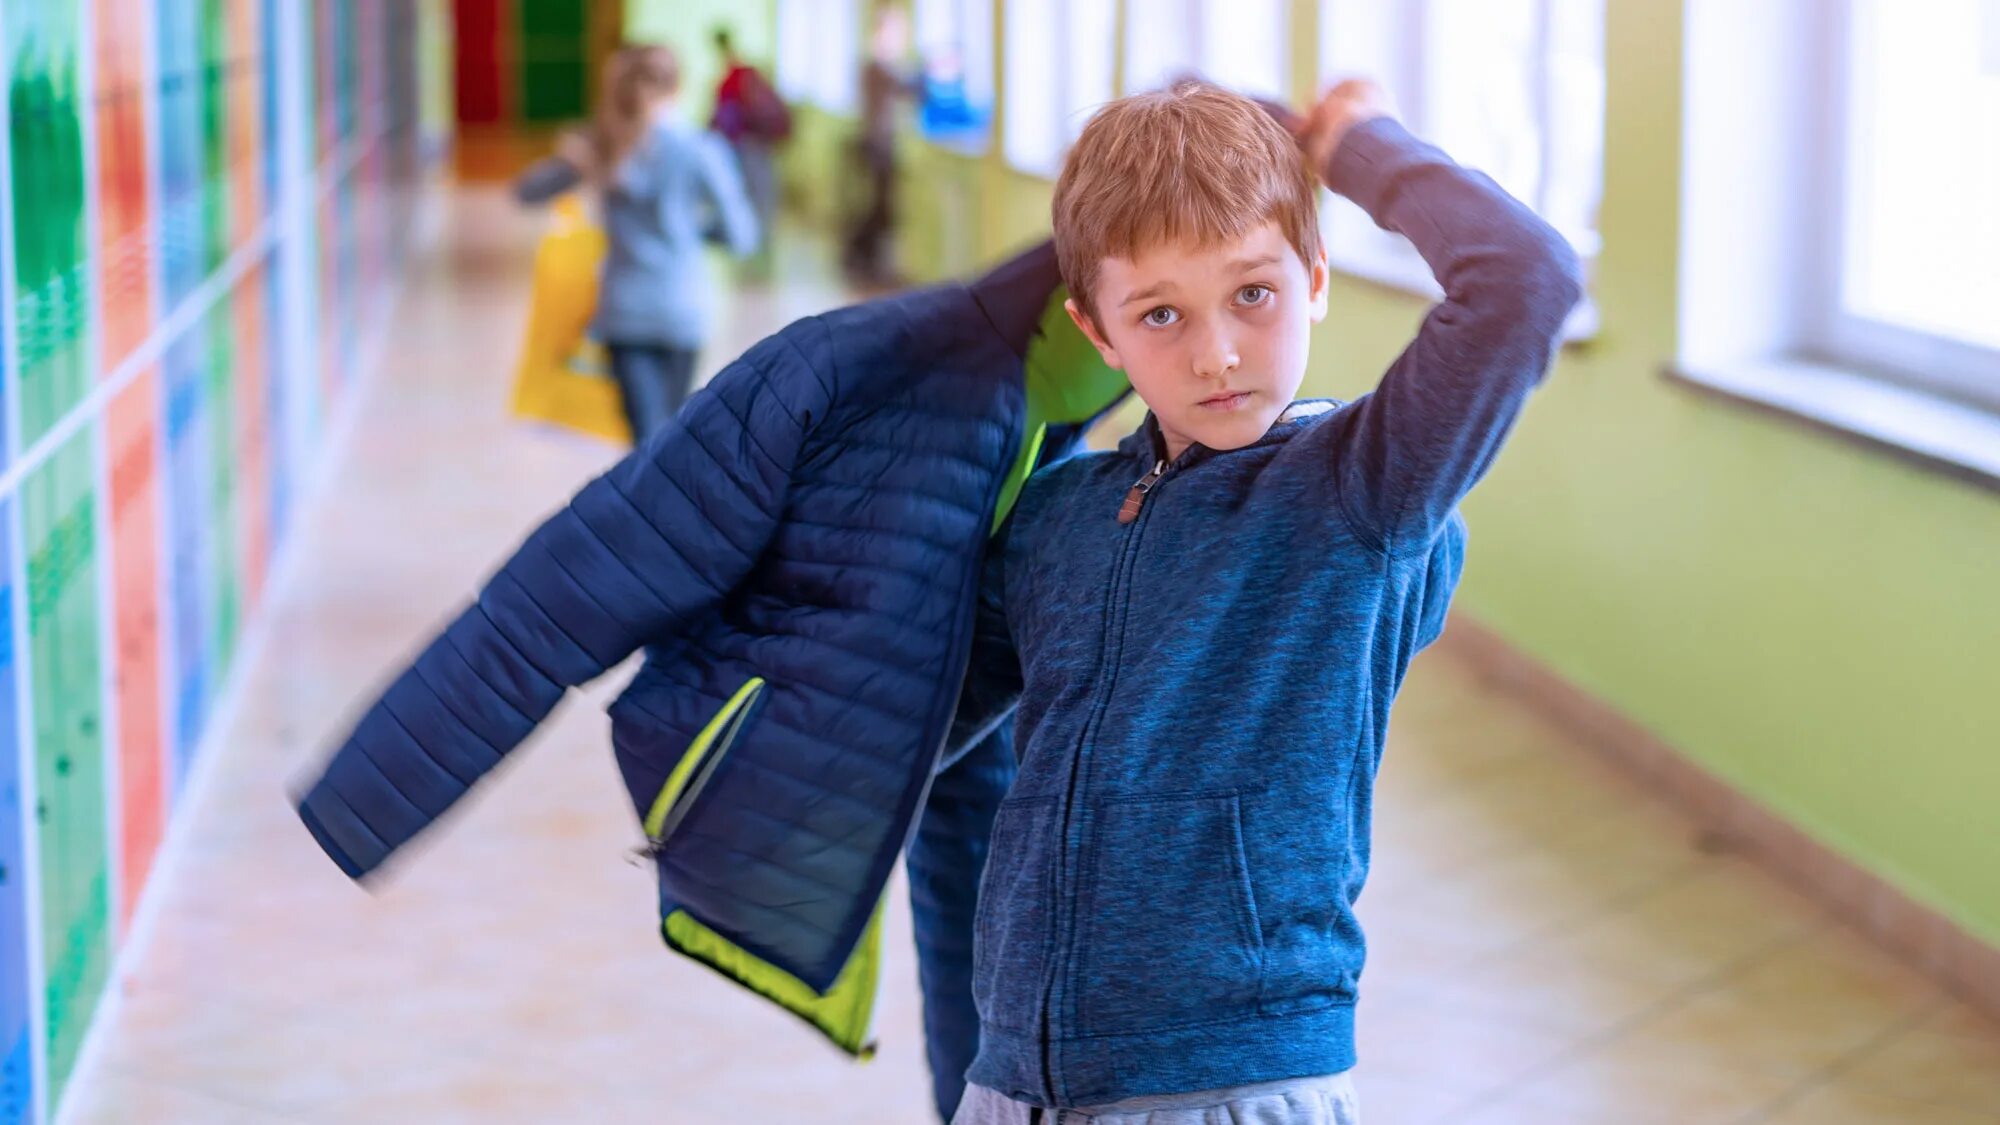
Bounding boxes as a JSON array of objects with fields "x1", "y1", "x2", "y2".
[{"x1": 952, "y1": 1072, "x2": 1360, "y2": 1124}]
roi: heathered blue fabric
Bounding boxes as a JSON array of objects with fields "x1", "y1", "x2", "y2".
[{"x1": 962, "y1": 119, "x2": 1584, "y2": 1107}]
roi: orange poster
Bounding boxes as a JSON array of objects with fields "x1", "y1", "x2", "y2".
[
  {"x1": 95, "y1": 0, "x2": 155, "y2": 372},
  {"x1": 106, "y1": 370, "x2": 166, "y2": 930}
]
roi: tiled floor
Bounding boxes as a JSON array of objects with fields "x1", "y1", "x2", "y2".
[{"x1": 59, "y1": 189, "x2": 2000, "y2": 1124}]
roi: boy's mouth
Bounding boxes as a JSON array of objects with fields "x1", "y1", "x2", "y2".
[{"x1": 1197, "y1": 391, "x2": 1254, "y2": 412}]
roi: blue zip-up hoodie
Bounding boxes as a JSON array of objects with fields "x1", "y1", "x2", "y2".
[{"x1": 962, "y1": 119, "x2": 1583, "y2": 1106}]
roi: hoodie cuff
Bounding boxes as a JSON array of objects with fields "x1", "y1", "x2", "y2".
[{"x1": 1323, "y1": 117, "x2": 1437, "y2": 218}]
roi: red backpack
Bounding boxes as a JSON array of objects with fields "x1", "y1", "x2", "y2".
[{"x1": 734, "y1": 68, "x2": 792, "y2": 143}]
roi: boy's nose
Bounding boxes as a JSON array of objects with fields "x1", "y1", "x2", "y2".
[{"x1": 1192, "y1": 330, "x2": 1241, "y2": 380}]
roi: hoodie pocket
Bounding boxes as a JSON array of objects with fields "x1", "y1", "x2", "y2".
[
  {"x1": 643, "y1": 677, "x2": 768, "y2": 850},
  {"x1": 972, "y1": 796, "x2": 1059, "y2": 1033},
  {"x1": 1074, "y1": 792, "x2": 1264, "y2": 1036}
]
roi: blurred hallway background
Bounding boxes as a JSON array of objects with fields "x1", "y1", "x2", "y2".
[{"x1": 4, "y1": 2, "x2": 1998, "y2": 1123}]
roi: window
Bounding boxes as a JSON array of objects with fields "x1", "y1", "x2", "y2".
[
  {"x1": 1675, "y1": 0, "x2": 2000, "y2": 480},
  {"x1": 1124, "y1": 0, "x2": 1289, "y2": 99},
  {"x1": 777, "y1": 0, "x2": 862, "y2": 114},
  {"x1": 914, "y1": 0, "x2": 995, "y2": 145},
  {"x1": 1318, "y1": 0, "x2": 1603, "y2": 303},
  {"x1": 1001, "y1": 0, "x2": 1114, "y2": 176},
  {"x1": 1824, "y1": 0, "x2": 2000, "y2": 407}
]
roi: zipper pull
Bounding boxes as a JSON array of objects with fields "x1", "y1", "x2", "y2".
[{"x1": 1117, "y1": 460, "x2": 1168, "y2": 525}]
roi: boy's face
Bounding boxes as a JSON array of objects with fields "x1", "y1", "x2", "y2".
[{"x1": 1067, "y1": 222, "x2": 1329, "y2": 461}]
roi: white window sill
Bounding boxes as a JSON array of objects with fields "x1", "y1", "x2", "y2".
[
  {"x1": 919, "y1": 130, "x2": 992, "y2": 158},
  {"x1": 1001, "y1": 161, "x2": 1062, "y2": 181},
  {"x1": 1666, "y1": 358, "x2": 2000, "y2": 492},
  {"x1": 1328, "y1": 244, "x2": 1601, "y2": 345}
]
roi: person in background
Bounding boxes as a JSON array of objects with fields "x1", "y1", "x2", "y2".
[
  {"x1": 516, "y1": 44, "x2": 758, "y2": 441},
  {"x1": 710, "y1": 26, "x2": 789, "y2": 279},
  {"x1": 843, "y1": 3, "x2": 920, "y2": 289}
]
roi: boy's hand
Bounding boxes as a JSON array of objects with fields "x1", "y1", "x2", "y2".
[{"x1": 1297, "y1": 79, "x2": 1395, "y2": 179}]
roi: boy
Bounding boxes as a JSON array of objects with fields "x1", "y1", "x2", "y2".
[{"x1": 951, "y1": 80, "x2": 1581, "y2": 1122}]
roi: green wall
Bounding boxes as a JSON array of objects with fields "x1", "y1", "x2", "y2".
[
  {"x1": 623, "y1": 0, "x2": 778, "y2": 129},
  {"x1": 777, "y1": 1, "x2": 2000, "y2": 952}
]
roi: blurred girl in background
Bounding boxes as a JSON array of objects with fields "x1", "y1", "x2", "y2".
[{"x1": 518, "y1": 44, "x2": 759, "y2": 440}]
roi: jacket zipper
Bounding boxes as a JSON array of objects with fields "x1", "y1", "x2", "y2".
[
  {"x1": 642, "y1": 677, "x2": 769, "y2": 855},
  {"x1": 807, "y1": 381, "x2": 1024, "y2": 1041},
  {"x1": 1038, "y1": 456, "x2": 1172, "y2": 1102}
]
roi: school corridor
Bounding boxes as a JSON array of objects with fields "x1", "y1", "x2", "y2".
[
  {"x1": 8, "y1": 1, "x2": 2000, "y2": 1123},
  {"x1": 38, "y1": 186, "x2": 2000, "y2": 1124}
]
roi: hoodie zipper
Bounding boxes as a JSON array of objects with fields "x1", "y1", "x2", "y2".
[
  {"x1": 1037, "y1": 451, "x2": 1175, "y2": 1103},
  {"x1": 1116, "y1": 460, "x2": 1168, "y2": 525}
]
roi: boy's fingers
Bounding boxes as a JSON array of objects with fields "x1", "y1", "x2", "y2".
[{"x1": 1250, "y1": 95, "x2": 1305, "y2": 137}]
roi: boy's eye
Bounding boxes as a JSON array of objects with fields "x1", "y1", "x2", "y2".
[
  {"x1": 1142, "y1": 306, "x2": 1180, "y2": 328},
  {"x1": 1238, "y1": 285, "x2": 1273, "y2": 306}
]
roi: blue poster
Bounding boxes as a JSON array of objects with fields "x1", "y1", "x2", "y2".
[
  {"x1": 156, "y1": 0, "x2": 203, "y2": 310},
  {"x1": 263, "y1": 244, "x2": 289, "y2": 553},
  {"x1": 261, "y1": 0, "x2": 282, "y2": 208},
  {"x1": 162, "y1": 329, "x2": 211, "y2": 780},
  {"x1": 0, "y1": 502, "x2": 35, "y2": 1125},
  {"x1": 3, "y1": 9, "x2": 38, "y2": 1122}
]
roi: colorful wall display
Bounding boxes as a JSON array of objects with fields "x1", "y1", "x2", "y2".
[
  {"x1": 452, "y1": 0, "x2": 609, "y2": 127},
  {"x1": 0, "y1": 2, "x2": 446, "y2": 1121}
]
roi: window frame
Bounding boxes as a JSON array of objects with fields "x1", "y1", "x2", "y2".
[
  {"x1": 1811, "y1": 0, "x2": 2000, "y2": 413},
  {"x1": 1122, "y1": 0, "x2": 1290, "y2": 100},
  {"x1": 1317, "y1": 0, "x2": 1603, "y2": 335},
  {"x1": 776, "y1": 0, "x2": 861, "y2": 115},
  {"x1": 1000, "y1": 0, "x2": 1114, "y2": 177}
]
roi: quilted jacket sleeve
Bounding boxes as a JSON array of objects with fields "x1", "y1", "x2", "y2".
[{"x1": 297, "y1": 330, "x2": 829, "y2": 880}]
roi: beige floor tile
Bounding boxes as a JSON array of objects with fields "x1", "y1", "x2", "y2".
[
  {"x1": 91, "y1": 986, "x2": 500, "y2": 1117},
  {"x1": 1488, "y1": 861, "x2": 1825, "y2": 995},
  {"x1": 1713, "y1": 922, "x2": 1947, "y2": 1021},
  {"x1": 1760, "y1": 1082, "x2": 2000, "y2": 1125},
  {"x1": 1835, "y1": 1024, "x2": 2000, "y2": 1115},
  {"x1": 61, "y1": 1065, "x2": 307, "y2": 1125},
  {"x1": 1495, "y1": 1040, "x2": 1802, "y2": 1124},
  {"x1": 1397, "y1": 945, "x2": 1680, "y2": 1039},
  {"x1": 1452, "y1": 1093, "x2": 1629, "y2": 1125},
  {"x1": 1922, "y1": 999, "x2": 2000, "y2": 1043},
  {"x1": 1357, "y1": 990, "x2": 1584, "y2": 1095},
  {"x1": 1350, "y1": 1067, "x2": 1482, "y2": 1125},
  {"x1": 1598, "y1": 987, "x2": 1919, "y2": 1083}
]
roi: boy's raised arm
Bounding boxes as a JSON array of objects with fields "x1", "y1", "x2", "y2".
[{"x1": 1304, "y1": 83, "x2": 1583, "y2": 552}]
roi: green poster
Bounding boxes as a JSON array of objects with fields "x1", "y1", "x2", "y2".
[
  {"x1": 207, "y1": 305, "x2": 239, "y2": 673},
  {"x1": 6, "y1": 0, "x2": 91, "y2": 445},
  {"x1": 201, "y1": 0, "x2": 231, "y2": 273},
  {"x1": 24, "y1": 433, "x2": 110, "y2": 1100}
]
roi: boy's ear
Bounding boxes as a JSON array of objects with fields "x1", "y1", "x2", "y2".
[
  {"x1": 1308, "y1": 247, "x2": 1331, "y2": 324},
  {"x1": 1064, "y1": 298, "x2": 1124, "y2": 370}
]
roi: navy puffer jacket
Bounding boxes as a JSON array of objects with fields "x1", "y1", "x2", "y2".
[{"x1": 295, "y1": 243, "x2": 1124, "y2": 1117}]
